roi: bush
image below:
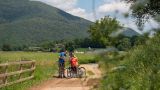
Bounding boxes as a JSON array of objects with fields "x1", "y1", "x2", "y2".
[
  {"x1": 99, "y1": 33, "x2": 160, "y2": 90},
  {"x1": 2, "y1": 44, "x2": 12, "y2": 51}
]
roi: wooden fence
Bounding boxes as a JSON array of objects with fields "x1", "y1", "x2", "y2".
[{"x1": 0, "y1": 60, "x2": 36, "y2": 88}]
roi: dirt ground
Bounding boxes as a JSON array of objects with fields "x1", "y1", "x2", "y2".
[{"x1": 29, "y1": 64, "x2": 101, "y2": 90}]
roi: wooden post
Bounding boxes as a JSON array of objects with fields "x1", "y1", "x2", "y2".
[
  {"x1": 19, "y1": 64, "x2": 23, "y2": 79},
  {"x1": 30, "y1": 62, "x2": 35, "y2": 76}
]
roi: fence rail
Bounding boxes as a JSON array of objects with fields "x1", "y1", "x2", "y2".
[{"x1": 0, "y1": 60, "x2": 36, "y2": 88}]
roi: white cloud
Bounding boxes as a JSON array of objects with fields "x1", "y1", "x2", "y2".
[{"x1": 98, "y1": 1, "x2": 131, "y2": 14}]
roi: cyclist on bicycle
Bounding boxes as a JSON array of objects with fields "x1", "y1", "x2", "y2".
[
  {"x1": 58, "y1": 49, "x2": 66, "y2": 78},
  {"x1": 70, "y1": 53, "x2": 78, "y2": 74}
]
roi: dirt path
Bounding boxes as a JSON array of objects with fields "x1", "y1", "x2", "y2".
[{"x1": 29, "y1": 64, "x2": 101, "y2": 90}]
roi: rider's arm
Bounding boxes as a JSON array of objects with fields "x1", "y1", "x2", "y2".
[{"x1": 76, "y1": 58, "x2": 78, "y2": 66}]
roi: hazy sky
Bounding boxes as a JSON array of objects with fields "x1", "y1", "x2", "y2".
[{"x1": 33, "y1": 0, "x2": 159, "y2": 33}]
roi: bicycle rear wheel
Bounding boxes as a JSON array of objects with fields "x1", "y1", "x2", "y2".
[{"x1": 78, "y1": 67, "x2": 86, "y2": 78}]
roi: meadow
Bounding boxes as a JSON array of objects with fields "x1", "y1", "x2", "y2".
[{"x1": 0, "y1": 51, "x2": 96, "y2": 90}]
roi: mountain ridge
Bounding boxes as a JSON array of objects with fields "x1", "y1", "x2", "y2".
[{"x1": 0, "y1": 0, "x2": 92, "y2": 47}]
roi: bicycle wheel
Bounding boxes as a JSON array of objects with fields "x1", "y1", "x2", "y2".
[
  {"x1": 66, "y1": 67, "x2": 72, "y2": 78},
  {"x1": 78, "y1": 67, "x2": 86, "y2": 78}
]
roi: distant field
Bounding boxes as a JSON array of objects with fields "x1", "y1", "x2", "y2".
[{"x1": 0, "y1": 51, "x2": 96, "y2": 90}]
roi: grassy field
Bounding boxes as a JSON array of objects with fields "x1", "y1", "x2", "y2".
[{"x1": 0, "y1": 51, "x2": 96, "y2": 90}]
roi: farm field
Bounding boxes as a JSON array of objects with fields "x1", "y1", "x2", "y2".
[{"x1": 0, "y1": 51, "x2": 96, "y2": 90}]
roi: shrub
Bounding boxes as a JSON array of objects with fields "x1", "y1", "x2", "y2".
[{"x1": 99, "y1": 33, "x2": 160, "y2": 90}]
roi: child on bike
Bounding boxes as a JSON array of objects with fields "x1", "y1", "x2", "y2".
[{"x1": 70, "y1": 53, "x2": 78, "y2": 74}]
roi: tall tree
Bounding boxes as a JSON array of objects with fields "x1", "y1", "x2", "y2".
[
  {"x1": 124, "y1": 0, "x2": 160, "y2": 29},
  {"x1": 88, "y1": 16, "x2": 122, "y2": 46}
]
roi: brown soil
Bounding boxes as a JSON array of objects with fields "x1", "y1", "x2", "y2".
[{"x1": 29, "y1": 64, "x2": 101, "y2": 90}]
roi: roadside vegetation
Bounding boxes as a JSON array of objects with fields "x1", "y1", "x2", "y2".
[
  {"x1": 98, "y1": 32, "x2": 160, "y2": 90},
  {"x1": 92, "y1": 0, "x2": 160, "y2": 89}
]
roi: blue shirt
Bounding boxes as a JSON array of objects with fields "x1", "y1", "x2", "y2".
[
  {"x1": 59, "y1": 52, "x2": 66, "y2": 63},
  {"x1": 60, "y1": 52, "x2": 66, "y2": 57}
]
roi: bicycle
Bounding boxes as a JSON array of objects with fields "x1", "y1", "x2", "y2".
[{"x1": 66, "y1": 65, "x2": 86, "y2": 78}]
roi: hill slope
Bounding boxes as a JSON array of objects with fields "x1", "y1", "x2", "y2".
[
  {"x1": 111, "y1": 27, "x2": 140, "y2": 37},
  {"x1": 0, "y1": 0, "x2": 92, "y2": 46},
  {"x1": 120, "y1": 28, "x2": 140, "y2": 37}
]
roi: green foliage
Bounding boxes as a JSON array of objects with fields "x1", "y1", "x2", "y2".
[
  {"x1": 64, "y1": 38, "x2": 106, "y2": 51},
  {"x1": 124, "y1": 0, "x2": 160, "y2": 29},
  {"x1": 40, "y1": 41, "x2": 56, "y2": 51},
  {"x1": 75, "y1": 53, "x2": 97, "y2": 64},
  {"x1": 99, "y1": 32, "x2": 160, "y2": 90},
  {"x1": 131, "y1": 33, "x2": 149, "y2": 46},
  {"x1": 116, "y1": 38, "x2": 131, "y2": 51},
  {"x1": 0, "y1": 0, "x2": 91, "y2": 47},
  {"x1": 88, "y1": 16, "x2": 122, "y2": 46},
  {"x1": 111, "y1": 32, "x2": 149, "y2": 51},
  {"x1": 2, "y1": 44, "x2": 12, "y2": 51}
]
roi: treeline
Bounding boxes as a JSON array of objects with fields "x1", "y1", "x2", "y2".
[
  {"x1": 0, "y1": 38, "x2": 102, "y2": 51},
  {"x1": 0, "y1": 44, "x2": 28, "y2": 51},
  {"x1": 112, "y1": 33, "x2": 149, "y2": 51},
  {"x1": 0, "y1": 33, "x2": 148, "y2": 52}
]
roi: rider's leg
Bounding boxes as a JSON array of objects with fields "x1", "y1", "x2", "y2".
[
  {"x1": 75, "y1": 66, "x2": 78, "y2": 74},
  {"x1": 62, "y1": 63, "x2": 66, "y2": 78},
  {"x1": 58, "y1": 63, "x2": 61, "y2": 78}
]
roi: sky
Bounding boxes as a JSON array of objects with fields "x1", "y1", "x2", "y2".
[{"x1": 32, "y1": 0, "x2": 159, "y2": 33}]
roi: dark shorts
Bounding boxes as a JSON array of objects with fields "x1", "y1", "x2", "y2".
[
  {"x1": 71, "y1": 66, "x2": 77, "y2": 72},
  {"x1": 59, "y1": 62, "x2": 65, "y2": 68}
]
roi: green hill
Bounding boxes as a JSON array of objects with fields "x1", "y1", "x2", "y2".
[
  {"x1": 0, "y1": 0, "x2": 92, "y2": 47},
  {"x1": 111, "y1": 27, "x2": 140, "y2": 37}
]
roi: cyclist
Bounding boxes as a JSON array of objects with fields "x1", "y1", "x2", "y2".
[
  {"x1": 70, "y1": 53, "x2": 78, "y2": 74},
  {"x1": 58, "y1": 49, "x2": 66, "y2": 78}
]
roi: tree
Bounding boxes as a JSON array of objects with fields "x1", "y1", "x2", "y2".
[
  {"x1": 65, "y1": 41, "x2": 75, "y2": 52},
  {"x1": 124, "y1": 0, "x2": 160, "y2": 29},
  {"x1": 88, "y1": 16, "x2": 122, "y2": 47},
  {"x1": 131, "y1": 33, "x2": 149, "y2": 46},
  {"x1": 116, "y1": 38, "x2": 131, "y2": 51},
  {"x1": 40, "y1": 41, "x2": 55, "y2": 51},
  {"x1": 2, "y1": 44, "x2": 12, "y2": 51}
]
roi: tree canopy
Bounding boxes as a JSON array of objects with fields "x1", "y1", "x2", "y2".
[
  {"x1": 125, "y1": 0, "x2": 160, "y2": 29},
  {"x1": 88, "y1": 16, "x2": 122, "y2": 46}
]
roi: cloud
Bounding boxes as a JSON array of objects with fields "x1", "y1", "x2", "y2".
[{"x1": 98, "y1": 1, "x2": 131, "y2": 14}]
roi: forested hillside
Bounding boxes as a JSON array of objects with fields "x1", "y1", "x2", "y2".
[{"x1": 0, "y1": 0, "x2": 92, "y2": 47}]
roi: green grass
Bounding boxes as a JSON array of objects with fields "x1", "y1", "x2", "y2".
[
  {"x1": 0, "y1": 51, "x2": 58, "y2": 90},
  {"x1": 75, "y1": 53, "x2": 97, "y2": 64},
  {"x1": 75, "y1": 48, "x2": 89, "y2": 52},
  {"x1": 0, "y1": 51, "x2": 96, "y2": 90}
]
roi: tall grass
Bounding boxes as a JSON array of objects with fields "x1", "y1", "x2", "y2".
[{"x1": 99, "y1": 33, "x2": 160, "y2": 90}]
